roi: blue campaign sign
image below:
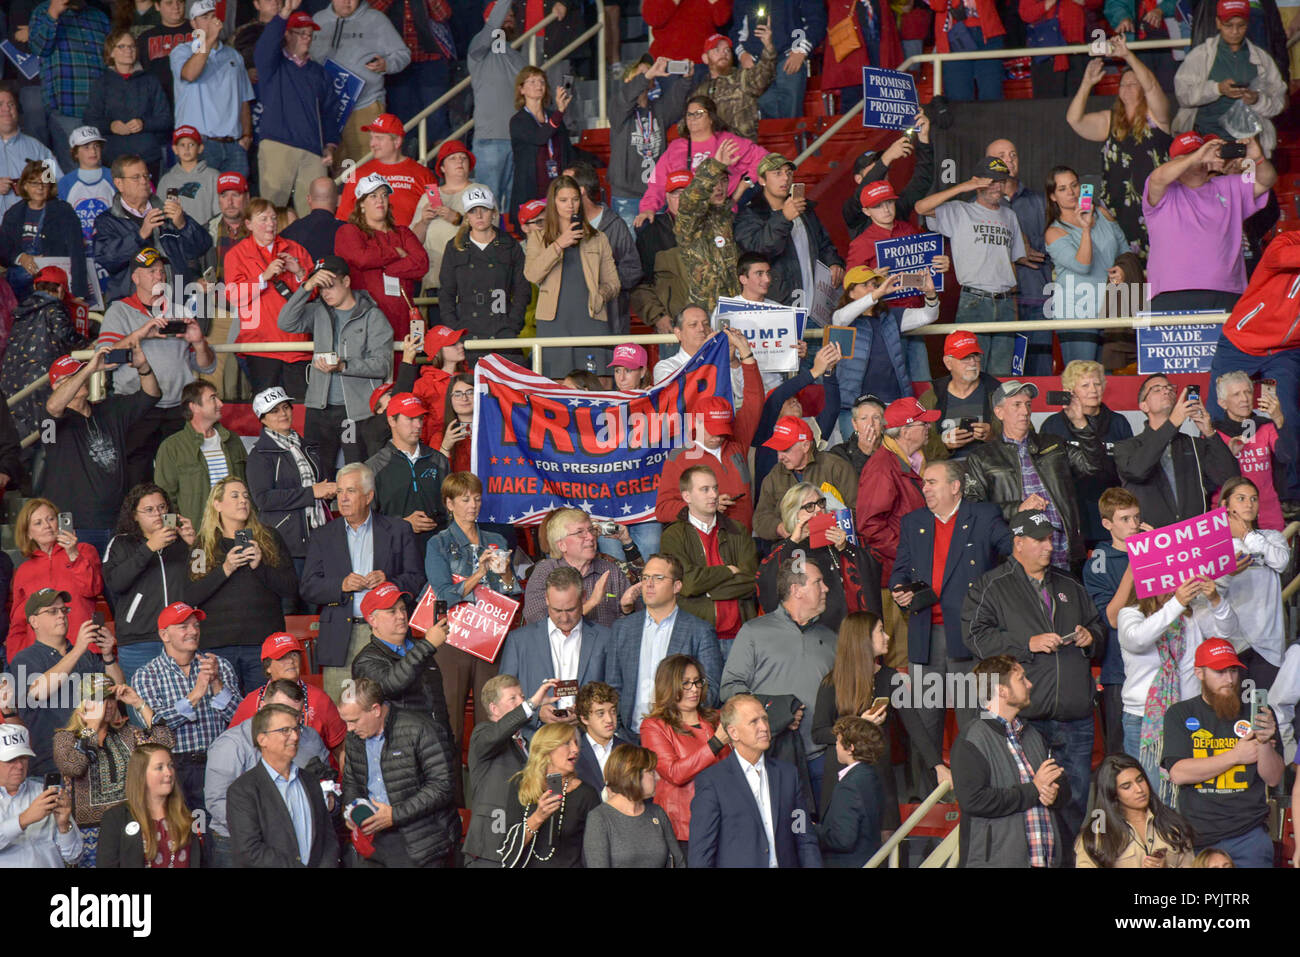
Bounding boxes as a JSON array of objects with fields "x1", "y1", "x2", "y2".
[
  {"x1": 1, "y1": 42, "x2": 39, "y2": 81},
  {"x1": 861, "y1": 67, "x2": 919, "y2": 131},
  {"x1": 715, "y1": 296, "x2": 807, "y2": 337},
  {"x1": 1135, "y1": 323, "x2": 1222, "y2": 374},
  {"x1": 324, "y1": 60, "x2": 366, "y2": 146},
  {"x1": 472, "y1": 335, "x2": 736, "y2": 526},
  {"x1": 873, "y1": 232, "x2": 945, "y2": 300},
  {"x1": 1011, "y1": 334, "x2": 1029, "y2": 376}
]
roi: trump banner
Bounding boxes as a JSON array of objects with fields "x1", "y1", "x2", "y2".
[
  {"x1": 1125, "y1": 507, "x2": 1237, "y2": 599},
  {"x1": 472, "y1": 335, "x2": 735, "y2": 525},
  {"x1": 409, "y1": 581, "x2": 519, "y2": 664}
]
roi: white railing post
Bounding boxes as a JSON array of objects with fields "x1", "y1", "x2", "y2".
[{"x1": 596, "y1": 3, "x2": 608, "y2": 130}]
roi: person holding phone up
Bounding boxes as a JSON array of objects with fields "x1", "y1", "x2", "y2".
[{"x1": 0, "y1": 725, "x2": 82, "y2": 868}]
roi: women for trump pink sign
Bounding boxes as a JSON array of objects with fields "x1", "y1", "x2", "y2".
[{"x1": 1125, "y1": 508, "x2": 1237, "y2": 599}]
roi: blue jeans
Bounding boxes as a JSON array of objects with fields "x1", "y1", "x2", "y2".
[
  {"x1": 205, "y1": 830, "x2": 234, "y2": 868},
  {"x1": 1019, "y1": 301, "x2": 1054, "y2": 376},
  {"x1": 21, "y1": 86, "x2": 51, "y2": 149},
  {"x1": 757, "y1": 56, "x2": 807, "y2": 119},
  {"x1": 1208, "y1": 335, "x2": 1300, "y2": 499},
  {"x1": 1200, "y1": 825, "x2": 1273, "y2": 868},
  {"x1": 955, "y1": 291, "x2": 1017, "y2": 375},
  {"x1": 611, "y1": 195, "x2": 639, "y2": 231},
  {"x1": 473, "y1": 138, "x2": 514, "y2": 215},
  {"x1": 905, "y1": 333, "x2": 932, "y2": 383},
  {"x1": 45, "y1": 111, "x2": 82, "y2": 153},
  {"x1": 901, "y1": 39, "x2": 923, "y2": 71},
  {"x1": 1059, "y1": 333, "x2": 1100, "y2": 367},
  {"x1": 628, "y1": 520, "x2": 662, "y2": 558},
  {"x1": 201, "y1": 139, "x2": 250, "y2": 179},
  {"x1": 1026, "y1": 715, "x2": 1093, "y2": 843},
  {"x1": 117, "y1": 640, "x2": 163, "y2": 685},
  {"x1": 945, "y1": 32, "x2": 1005, "y2": 102},
  {"x1": 388, "y1": 59, "x2": 451, "y2": 153},
  {"x1": 211, "y1": 644, "x2": 266, "y2": 697}
]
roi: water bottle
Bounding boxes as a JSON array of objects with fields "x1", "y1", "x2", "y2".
[{"x1": 585, "y1": 354, "x2": 596, "y2": 374}]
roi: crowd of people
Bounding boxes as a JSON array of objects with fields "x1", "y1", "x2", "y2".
[{"x1": 0, "y1": 0, "x2": 1297, "y2": 871}]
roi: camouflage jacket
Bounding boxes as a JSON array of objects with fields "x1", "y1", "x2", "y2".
[
  {"x1": 691, "y1": 46, "x2": 778, "y2": 141},
  {"x1": 673, "y1": 158, "x2": 740, "y2": 313}
]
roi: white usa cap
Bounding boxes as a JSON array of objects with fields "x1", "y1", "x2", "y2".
[
  {"x1": 461, "y1": 186, "x2": 495, "y2": 213},
  {"x1": 354, "y1": 173, "x2": 393, "y2": 201},
  {"x1": 69, "y1": 125, "x2": 105, "y2": 148},
  {"x1": 0, "y1": 724, "x2": 35, "y2": 762},
  {"x1": 188, "y1": 0, "x2": 217, "y2": 16},
  {"x1": 252, "y1": 386, "x2": 292, "y2": 418}
]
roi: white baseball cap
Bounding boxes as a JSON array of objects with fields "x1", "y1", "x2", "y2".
[
  {"x1": 69, "y1": 125, "x2": 105, "y2": 148},
  {"x1": 354, "y1": 173, "x2": 393, "y2": 201},
  {"x1": 188, "y1": 0, "x2": 217, "y2": 16},
  {"x1": 461, "y1": 185, "x2": 495, "y2": 213},
  {"x1": 253, "y1": 386, "x2": 292, "y2": 418},
  {"x1": 0, "y1": 724, "x2": 35, "y2": 762}
]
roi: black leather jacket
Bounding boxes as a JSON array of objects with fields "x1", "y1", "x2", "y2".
[{"x1": 962, "y1": 425, "x2": 1106, "y2": 564}]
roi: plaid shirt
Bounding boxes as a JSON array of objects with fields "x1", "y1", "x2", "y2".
[
  {"x1": 28, "y1": 2, "x2": 111, "y2": 117},
  {"x1": 991, "y1": 712, "x2": 1055, "y2": 868},
  {"x1": 134, "y1": 652, "x2": 243, "y2": 754},
  {"x1": 1004, "y1": 433, "x2": 1070, "y2": 568}
]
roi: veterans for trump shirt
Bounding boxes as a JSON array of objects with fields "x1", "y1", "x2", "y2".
[{"x1": 926, "y1": 200, "x2": 1026, "y2": 294}]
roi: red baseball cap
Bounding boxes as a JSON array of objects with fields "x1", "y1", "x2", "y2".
[
  {"x1": 884, "y1": 396, "x2": 940, "y2": 429},
  {"x1": 158, "y1": 601, "x2": 206, "y2": 630},
  {"x1": 386, "y1": 392, "x2": 428, "y2": 418},
  {"x1": 48, "y1": 355, "x2": 85, "y2": 387},
  {"x1": 362, "y1": 113, "x2": 404, "y2": 137},
  {"x1": 261, "y1": 632, "x2": 304, "y2": 660},
  {"x1": 423, "y1": 324, "x2": 466, "y2": 357},
  {"x1": 360, "y1": 582, "x2": 410, "y2": 619},
  {"x1": 944, "y1": 330, "x2": 982, "y2": 359},
  {"x1": 860, "y1": 180, "x2": 898, "y2": 208},
  {"x1": 435, "y1": 139, "x2": 475, "y2": 174},
  {"x1": 285, "y1": 10, "x2": 319, "y2": 30},
  {"x1": 217, "y1": 171, "x2": 248, "y2": 194},
  {"x1": 518, "y1": 199, "x2": 547, "y2": 224},
  {"x1": 666, "y1": 170, "x2": 693, "y2": 192},
  {"x1": 369, "y1": 382, "x2": 394, "y2": 414},
  {"x1": 33, "y1": 265, "x2": 68, "y2": 287},
  {"x1": 1194, "y1": 637, "x2": 1246, "y2": 671},
  {"x1": 1169, "y1": 132, "x2": 1206, "y2": 158},
  {"x1": 1216, "y1": 0, "x2": 1250, "y2": 19},
  {"x1": 701, "y1": 33, "x2": 730, "y2": 58},
  {"x1": 172, "y1": 125, "x2": 201, "y2": 145},
  {"x1": 762, "y1": 415, "x2": 814, "y2": 450},
  {"x1": 693, "y1": 395, "x2": 735, "y2": 436},
  {"x1": 609, "y1": 343, "x2": 648, "y2": 369}
]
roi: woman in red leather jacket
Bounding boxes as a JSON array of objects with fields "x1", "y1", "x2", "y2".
[{"x1": 638, "y1": 654, "x2": 730, "y2": 852}]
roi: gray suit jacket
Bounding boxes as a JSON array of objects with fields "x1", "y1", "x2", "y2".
[
  {"x1": 608, "y1": 607, "x2": 723, "y2": 734},
  {"x1": 497, "y1": 616, "x2": 611, "y2": 740},
  {"x1": 226, "y1": 761, "x2": 340, "y2": 868},
  {"x1": 463, "y1": 703, "x2": 530, "y2": 863}
]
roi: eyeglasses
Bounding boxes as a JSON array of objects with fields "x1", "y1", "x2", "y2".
[
  {"x1": 686, "y1": 109, "x2": 708, "y2": 118},
  {"x1": 642, "y1": 574, "x2": 673, "y2": 584},
  {"x1": 680, "y1": 678, "x2": 705, "y2": 689},
  {"x1": 118, "y1": 173, "x2": 149, "y2": 182},
  {"x1": 799, "y1": 500, "x2": 826, "y2": 514},
  {"x1": 263, "y1": 725, "x2": 301, "y2": 738},
  {"x1": 39, "y1": 606, "x2": 70, "y2": 617},
  {"x1": 563, "y1": 527, "x2": 596, "y2": 539},
  {"x1": 138, "y1": 505, "x2": 168, "y2": 516},
  {"x1": 450, "y1": 390, "x2": 474, "y2": 399}
]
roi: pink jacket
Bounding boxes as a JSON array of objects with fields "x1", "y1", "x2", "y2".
[{"x1": 638, "y1": 131, "x2": 766, "y2": 215}]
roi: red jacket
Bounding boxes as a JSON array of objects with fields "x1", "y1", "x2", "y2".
[
  {"x1": 333, "y1": 223, "x2": 430, "y2": 340},
  {"x1": 7, "y1": 544, "x2": 103, "y2": 660},
  {"x1": 822, "y1": 0, "x2": 904, "y2": 90},
  {"x1": 847, "y1": 219, "x2": 924, "y2": 308},
  {"x1": 1223, "y1": 230, "x2": 1300, "y2": 356},
  {"x1": 640, "y1": 714, "x2": 729, "y2": 840},
  {"x1": 223, "y1": 235, "x2": 314, "y2": 361},
  {"x1": 654, "y1": 361, "x2": 764, "y2": 530},
  {"x1": 227, "y1": 679, "x2": 348, "y2": 752},
  {"x1": 642, "y1": 0, "x2": 732, "y2": 59},
  {"x1": 856, "y1": 440, "x2": 926, "y2": 584},
  {"x1": 1020, "y1": 0, "x2": 1103, "y2": 70},
  {"x1": 928, "y1": 0, "x2": 1005, "y2": 51}
]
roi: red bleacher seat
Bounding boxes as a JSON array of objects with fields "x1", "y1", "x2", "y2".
[
  {"x1": 895, "y1": 801, "x2": 961, "y2": 839},
  {"x1": 1003, "y1": 77, "x2": 1034, "y2": 100},
  {"x1": 1094, "y1": 71, "x2": 1121, "y2": 96},
  {"x1": 284, "y1": 614, "x2": 321, "y2": 672}
]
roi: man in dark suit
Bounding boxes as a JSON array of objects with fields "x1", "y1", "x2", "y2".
[
  {"x1": 498, "y1": 566, "x2": 612, "y2": 741},
  {"x1": 226, "y1": 703, "x2": 340, "y2": 868},
  {"x1": 687, "y1": 693, "x2": 822, "y2": 868},
  {"x1": 607, "y1": 553, "x2": 724, "y2": 738},
  {"x1": 573, "y1": 681, "x2": 636, "y2": 790},
  {"x1": 889, "y1": 460, "x2": 1013, "y2": 792},
  {"x1": 463, "y1": 675, "x2": 558, "y2": 867},
  {"x1": 299, "y1": 461, "x2": 425, "y2": 701}
]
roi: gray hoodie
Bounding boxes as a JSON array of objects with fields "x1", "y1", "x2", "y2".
[
  {"x1": 309, "y1": 1, "x2": 411, "y2": 110},
  {"x1": 467, "y1": 0, "x2": 525, "y2": 141},
  {"x1": 157, "y1": 159, "x2": 220, "y2": 225}
]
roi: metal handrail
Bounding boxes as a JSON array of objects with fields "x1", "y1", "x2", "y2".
[
  {"x1": 919, "y1": 825, "x2": 961, "y2": 868},
  {"x1": 332, "y1": 10, "x2": 560, "y2": 184},
  {"x1": 795, "y1": 37, "x2": 1190, "y2": 167},
  {"x1": 863, "y1": 778, "x2": 954, "y2": 868},
  {"x1": 908, "y1": 313, "x2": 1227, "y2": 335}
]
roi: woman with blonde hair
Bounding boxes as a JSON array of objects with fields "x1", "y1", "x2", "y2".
[
  {"x1": 524, "y1": 175, "x2": 620, "y2": 378},
  {"x1": 509, "y1": 65, "x2": 574, "y2": 209},
  {"x1": 499, "y1": 722, "x2": 600, "y2": 867},
  {"x1": 97, "y1": 743, "x2": 200, "y2": 868},
  {"x1": 53, "y1": 674, "x2": 173, "y2": 866},
  {"x1": 183, "y1": 476, "x2": 298, "y2": 694}
]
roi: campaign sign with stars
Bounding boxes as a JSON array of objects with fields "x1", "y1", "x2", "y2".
[{"x1": 472, "y1": 336, "x2": 735, "y2": 526}]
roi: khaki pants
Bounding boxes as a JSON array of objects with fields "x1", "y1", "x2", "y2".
[
  {"x1": 338, "y1": 100, "x2": 384, "y2": 169},
  {"x1": 880, "y1": 588, "x2": 910, "y2": 671},
  {"x1": 205, "y1": 308, "x2": 237, "y2": 398},
  {"x1": 323, "y1": 622, "x2": 372, "y2": 703},
  {"x1": 258, "y1": 139, "x2": 327, "y2": 218}
]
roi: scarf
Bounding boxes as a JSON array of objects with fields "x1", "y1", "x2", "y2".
[
  {"x1": 1140, "y1": 615, "x2": 1185, "y2": 807},
  {"x1": 267, "y1": 428, "x2": 329, "y2": 530},
  {"x1": 881, "y1": 434, "x2": 924, "y2": 478}
]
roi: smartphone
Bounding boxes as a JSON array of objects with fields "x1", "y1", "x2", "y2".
[
  {"x1": 104, "y1": 348, "x2": 133, "y2": 365},
  {"x1": 754, "y1": 7, "x2": 768, "y2": 26},
  {"x1": 89, "y1": 611, "x2": 105, "y2": 655},
  {"x1": 1258, "y1": 378, "x2": 1278, "y2": 403},
  {"x1": 161, "y1": 319, "x2": 189, "y2": 336},
  {"x1": 560, "y1": 73, "x2": 574, "y2": 93},
  {"x1": 433, "y1": 599, "x2": 448, "y2": 620},
  {"x1": 1078, "y1": 182, "x2": 1094, "y2": 214},
  {"x1": 1056, "y1": 632, "x2": 1075, "y2": 645},
  {"x1": 202, "y1": 266, "x2": 217, "y2": 283},
  {"x1": 791, "y1": 182, "x2": 805, "y2": 201},
  {"x1": 44, "y1": 772, "x2": 62, "y2": 792},
  {"x1": 718, "y1": 315, "x2": 731, "y2": 332},
  {"x1": 870, "y1": 696, "x2": 889, "y2": 712},
  {"x1": 163, "y1": 512, "x2": 178, "y2": 529},
  {"x1": 409, "y1": 318, "x2": 425, "y2": 340},
  {"x1": 166, "y1": 187, "x2": 179, "y2": 201},
  {"x1": 57, "y1": 511, "x2": 74, "y2": 532},
  {"x1": 1186, "y1": 385, "x2": 1200, "y2": 404},
  {"x1": 1251, "y1": 688, "x2": 1268, "y2": 727},
  {"x1": 665, "y1": 59, "x2": 693, "y2": 75},
  {"x1": 234, "y1": 528, "x2": 252, "y2": 548},
  {"x1": 317, "y1": 352, "x2": 339, "y2": 366},
  {"x1": 1046, "y1": 390, "x2": 1072, "y2": 406},
  {"x1": 545, "y1": 772, "x2": 564, "y2": 795},
  {"x1": 424, "y1": 184, "x2": 441, "y2": 209},
  {"x1": 1219, "y1": 141, "x2": 1248, "y2": 160},
  {"x1": 348, "y1": 802, "x2": 375, "y2": 826},
  {"x1": 957, "y1": 417, "x2": 977, "y2": 432}
]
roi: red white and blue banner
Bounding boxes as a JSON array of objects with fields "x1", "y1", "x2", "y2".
[{"x1": 471, "y1": 336, "x2": 735, "y2": 525}]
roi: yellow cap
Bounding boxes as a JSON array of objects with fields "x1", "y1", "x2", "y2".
[{"x1": 842, "y1": 264, "x2": 889, "y2": 290}]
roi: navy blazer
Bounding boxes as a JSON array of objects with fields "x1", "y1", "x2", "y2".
[
  {"x1": 687, "y1": 750, "x2": 823, "y2": 868},
  {"x1": 574, "y1": 728, "x2": 638, "y2": 791},
  {"x1": 889, "y1": 500, "x2": 1012, "y2": 665},
  {"x1": 497, "y1": 616, "x2": 612, "y2": 740},
  {"x1": 299, "y1": 510, "x2": 426, "y2": 668},
  {"x1": 607, "y1": 607, "x2": 724, "y2": 734},
  {"x1": 815, "y1": 762, "x2": 884, "y2": 867}
]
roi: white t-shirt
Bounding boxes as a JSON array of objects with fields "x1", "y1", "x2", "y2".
[{"x1": 926, "y1": 199, "x2": 1026, "y2": 294}]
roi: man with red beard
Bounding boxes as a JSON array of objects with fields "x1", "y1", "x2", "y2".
[{"x1": 1162, "y1": 638, "x2": 1283, "y2": 867}]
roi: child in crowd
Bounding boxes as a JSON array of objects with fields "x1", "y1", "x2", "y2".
[
  {"x1": 57, "y1": 127, "x2": 117, "y2": 250},
  {"x1": 157, "y1": 127, "x2": 220, "y2": 225}
]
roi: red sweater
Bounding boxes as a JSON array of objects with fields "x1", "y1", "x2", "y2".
[
  {"x1": 847, "y1": 218, "x2": 923, "y2": 308},
  {"x1": 1223, "y1": 230, "x2": 1300, "y2": 356},
  {"x1": 643, "y1": 0, "x2": 733, "y2": 60},
  {"x1": 7, "y1": 544, "x2": 103, "y2": 660},
  {"x1": 822, "y1": 0, "x2": 904, "y2": 90},
  {"x1": 223, "y1": 236, "x2": 314, "y2": 361},
  {"x1": 227, "y1": 679, "x2": 347, "y2": 752},
  {"x1": 928, "y1": 0, "x2": 1005, "y2": 51},
  {"x1": 1019, "y1": 0, "x2": 1103, "y2": 70},
  {"x1": 333, "y1": 223, "x2": 430, "y2": 339}
]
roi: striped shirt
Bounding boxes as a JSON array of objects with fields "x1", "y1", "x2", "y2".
[
  {"x1": 201, "y1": 431, "x2": 230, "y2": 485},
  {"x1": 28, "y1": 2, "x2": 111, "y2": 117},
  {"x1": 134, "y1": 651, "x2": 242, "y2": 754}
]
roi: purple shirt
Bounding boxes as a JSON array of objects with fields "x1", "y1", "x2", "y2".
[{"x1": 1141, "y1": 174, "x2": 1267, "y2": 299}]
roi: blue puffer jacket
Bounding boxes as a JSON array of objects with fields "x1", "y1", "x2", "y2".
[
  {"x1": 834, "y1": 305, "x2": 911, "y2": 410},
  {"x1": 92, "y1": 193, "x2": 212, "y2": 303}
]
